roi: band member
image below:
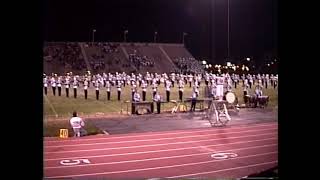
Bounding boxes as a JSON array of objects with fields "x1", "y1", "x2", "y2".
[
  {"x1": 254, "y1": 85, "x2": 263, "y2": 107},
  {"x1": 205, "y1": 75, "x2": 209, "y2": 86},
  {"x1": 57, "y1": 76, "x2": 62, "y2": 96},
  {"x1": 117, "y1": 82, "x2": 122, "y2": 101},
  {"x1": 152, "y1": 83, "x2": 157, "y2": 98},
  {"x1": 141, "y1": 81, "x2": 147, "y2": 101},
  {"x1": 132, "y1": 90, "x2": 141, "y2": 114},
  {"x1": 211, "y1": 83, "x2": 217, "y2": 99},
  {"x1": 165, "y1": 80, "x2": 171, "y2": 102},
  {"x1": 273, "y1": 75, "x2": 278, "y2": 89},
  {"x1": 190, "y1": 91, "x2": 197, "y2": 112},
  {"x1": 243, "y1": 82, "x2": 249, "y2": 104},
  {"x1": 106, "y1": 80, "x2": 111, "y2": 100},
  {"x1": 153, "y1": 91, "x2": 162, "y2": 114},
  {"x1": 73, "y1": 77, "x2": 78, "y2": 99},
  {"x1": 51, "y1": 75, "x2": 56, "y2": 96},
  {"x1": 131, "y1": 82, "x2": 136, "y2": 101},
  {"x1": 188, "y1": 75, "x2": 193, "y2": 87},
  {"x1": 249, "y1": 75, "x2": 253, "y2": 89},
  {"x1": 43, "y1": 74, "x2": 48, "y2": 95},
  {"x1": 84, "y1": 78, "x2": 89, "y2": 99},
  {"x1": 133, "y1": 90, "x2": 141, "y2": 102},
  {"x1": 178, "y1": 79, "x2": 184, "y2": 101},
  {"x1": 65, "y1": 76, "x2": 70, "y2": 97},
  {"x1": 95, "y1": 80, "x2": 100, "y2": 100},
  {"x1": 171, "y1": 73, "x2": 175, "y2": 87},
  {"x1": 216, "y1": 76, "x2": 224, "y2": 100}
]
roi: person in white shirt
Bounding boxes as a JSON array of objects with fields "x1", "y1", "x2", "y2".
[
  {"x1": 141, "y1": 81, "x2": 147, "y2": 101},
  {"x1": 65, "y1": 75, "x2": 70, "y2": 98},
  {"x1": 132, "y1": 90, "x2": 141, "y2": 114},
  {"x1": 131, "y1": 82, "x2": 136, "y2": 101},
  {"x1": 83, "y1": 78, "x2": 89, "y2": 99},
  {"x1": 190, "y1": 91, "x2": 197, "y2": 112},
  {"x1": 117, "y1": 83, "x2": 122, "y2": 101},
  {"x1": 73, "y1": 77, "x2": 78, "y2": 98},
  {"x1": 51, "y1": 75, "x2": 56, "y2": 96},
  {"x1": 70, "y1": 111, "x2": 85, "y2": 137},
  {"x1": 165, "y1": 80, "x2": 171, "y2": 102},
  {"x1": 43, "y1": 74, "x2": 48, "y2": 95},
  {"x1": 57, "y1": 76, "x2": 62, "y2": 96},
  {"x1": 133, "y1": 91, "x2": 141, "y2": 102},
  {"x1": 153, "y1": 91, "x2": 162, "y2": 114},
  {"x1": 178, "y1": 79, "x2": 184, "y2": 101},
  {"x1": 95, "y1": 80, "x2": 100, "y2": 100},
  {"x1": 106, "y1": 80, "x2": 111, "y2": 100}
]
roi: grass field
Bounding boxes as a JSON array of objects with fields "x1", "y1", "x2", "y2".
[{"x1": 43, "y1": 82, "x2": 278, "y2": 137}]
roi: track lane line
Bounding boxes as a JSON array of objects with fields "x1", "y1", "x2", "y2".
[
  {"x1": 45, "y1": 131, "x2": 277, "y2": 154},
  {"x1": 45, "y1": 127, "x2": 277, "y2": 148},
  {"x1": 45, "y1": 151, "x2": 277, "y2": 178}
]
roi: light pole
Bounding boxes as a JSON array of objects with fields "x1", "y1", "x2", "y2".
[
  {"x1": 182, "y1": 32, "x2": 188, "y2": 46},
  {"x1": 227, "y1": 0, "x2": 230, "y2": 59},
  {"x1": 124, "y1": 30, "x2": 128, "y2": 42},
  {"x1": 154, "y1": 31, "x2": 158, "y2": 43},
  {"x1": 92, "y1": 29, "x2": 96, "y2": 45}
]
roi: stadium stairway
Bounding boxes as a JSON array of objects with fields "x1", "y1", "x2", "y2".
[{"x1": 79, "y1": 42, "x2": 92, "y2": 72}]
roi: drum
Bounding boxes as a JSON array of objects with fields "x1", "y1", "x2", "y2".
[
  {"x1": 258, "y1": 96, "x2": 269, "y2": 107},
  {"x1": 225, "y1": 92, "x2": 236, "y2": 104}
]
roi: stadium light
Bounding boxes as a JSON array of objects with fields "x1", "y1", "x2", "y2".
[
  {"x1": 206, "y1": 65, "x2": 209, "y2": 69},
  {"x1": 182, "y1": 32, "x2": 188, "y2": 45},
  {"x1": 267, "y1": 64, "x2": 270, "y2": 66},
  {"x1": 92, "y1": 29, "x2": 96, "y2": 45},
  {"x1": 209, "y1": 64, "x2": 212, "y2": 68},
  {"x1": 124, "y1": 30, "x2": 128, "y2": 42},
  {"x1": 227, "y1": 62, "x2": 231, "y2": 67},
  {"x1": 246, "y1": 57, "x2": 250, "y2": 61},
  {"x1": 154, "y1": 31, "x2": 158, "y2": 43},
  {"x1": 202, "y1": 60, "x2": 207, "y2": 65}
]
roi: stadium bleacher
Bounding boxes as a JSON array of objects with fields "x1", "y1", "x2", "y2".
[{"x1": 44, "y1": 42, "x2": 199, "y2": 74}]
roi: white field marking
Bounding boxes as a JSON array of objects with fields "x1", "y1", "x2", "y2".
[
  {"x1": 45, "y1": 122, "x2": 277, "y2": 143},
  {"x1": 45, "y1": 127, "x2": 277, "y2": 148},
  {"x1": 45, "y1": 143, "x2": 277, "y2": 169},
  {"x1": 44, "y1": 95, "x2": 58, "y2": 117},
  {"x1": 199, "y1": 146, "x2": 215, "y2": 152},
  {"x1": 211, "y1": 152, "x2": 238, "y2": 160},
  {"x1": 45, "y1": 137, "x2": 277, "y2": 161},
  {"x1": 166, "y1": 161, "x2": 278, "y2": 178},
  {"x1": 44, "y1": 131, "x2": 277, "y2": 154},
  {"x1": 45, "y1": 151, "x2": 278, "y2": 179}
]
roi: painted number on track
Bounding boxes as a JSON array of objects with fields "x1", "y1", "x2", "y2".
[
  {"x1": 211, "y1": 152, "x2": 238, "y2": 159},
  {"x1": 60, "y1": 159, "x2": 91, "y2": 166}
]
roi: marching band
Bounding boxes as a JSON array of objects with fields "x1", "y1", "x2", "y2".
[{"x1": 43, "y1": 71, "x2": 277, "y2": 111}]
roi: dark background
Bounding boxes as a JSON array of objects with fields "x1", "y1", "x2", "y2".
[{"x1": 42, "y1": 0, "x2": 277, "y2": 66}]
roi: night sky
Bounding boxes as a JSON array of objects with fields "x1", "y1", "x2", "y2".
[{"x1": 42, "y1": 0, "x2": 278, "y2": 65}]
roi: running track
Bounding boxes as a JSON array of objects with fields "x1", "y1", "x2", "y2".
[{"x1": 44, "y1": 121, "x2": 278, "y2": 179}]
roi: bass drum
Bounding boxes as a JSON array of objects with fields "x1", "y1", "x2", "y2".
[{"x1": 225, "y1": 92, "x2": 236, "y2": 104}]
